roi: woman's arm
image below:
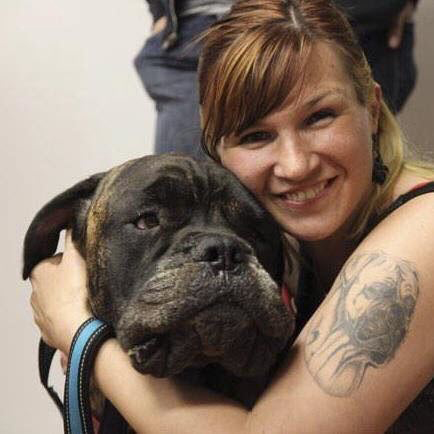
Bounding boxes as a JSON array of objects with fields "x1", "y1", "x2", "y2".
[
  {"x1": 247, "y1": 192, "x2": 434, "y2": 433},
  {"x1": 93, "y1": 339, "x2": 250, "y2": 433},
  {"x1": 30, "y1": 193, "x2": 434, "y2": 433}
]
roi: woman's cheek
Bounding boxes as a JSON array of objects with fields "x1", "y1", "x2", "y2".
[{"x1": 221, "y1": 148, "x2": 261, "y2": 186}]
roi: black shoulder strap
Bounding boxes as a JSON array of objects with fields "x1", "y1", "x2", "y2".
[{"x1": 367, "y1": 181, "x2": 434, "y2": 232}]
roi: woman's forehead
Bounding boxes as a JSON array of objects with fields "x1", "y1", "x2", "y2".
[
  {"x1": 284, "y1": 43, "x2": 355, "y2": 104},
  {"x1": 234, "y1": 43, "x2": 356, "y2": 131}
]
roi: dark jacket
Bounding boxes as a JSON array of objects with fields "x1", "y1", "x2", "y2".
[
  {"x1": 145, "y1": 1, "x2": 418, "y2": 49},
  {"x1": 334, "y1": 0, "x2": 418, "y2": 34},
  {"x1": 146, "y1": 0, "x2": 166, "y2": 21}
]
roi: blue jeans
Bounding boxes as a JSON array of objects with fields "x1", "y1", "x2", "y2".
[{"x1": 135, "y1": 14, "x2": 218, "y2": 157}]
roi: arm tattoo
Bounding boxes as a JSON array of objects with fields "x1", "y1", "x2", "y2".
[{"x1": 304, "y1": 251, "x2": 419, "y2": 397}]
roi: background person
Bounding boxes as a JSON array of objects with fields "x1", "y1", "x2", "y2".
[
  {"x1": 135, "y1": 0, "x2": 419, "y2": 156},
  {"x1": 336, "y1": 0, "x2": 419, "y2": 113},
  {"x1": 134, "y1": 1, "x2": 234, "y2": 157},
  {"x1": 30, "y1": 0, "x2": 434, "y2": 432}
]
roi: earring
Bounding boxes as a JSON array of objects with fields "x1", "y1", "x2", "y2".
[{"x1": 372, "y1": 134, "x2": 388, "y2": 185}]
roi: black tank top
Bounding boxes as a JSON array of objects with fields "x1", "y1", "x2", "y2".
[
  {"x1": 295, "y1": 181, "x2": 434, "y2": 433},
  {"x1": 365, "y1": 181, "x2": 434, "y2": 234}
]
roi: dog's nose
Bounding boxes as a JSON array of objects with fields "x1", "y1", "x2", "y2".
[{"x1": 195, "y1": 236, "x2": 247, "y2": 272}]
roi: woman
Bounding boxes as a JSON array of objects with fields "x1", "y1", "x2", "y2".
[{"x1": 30, "y1": 0, "x2": 433, "y2": 432}]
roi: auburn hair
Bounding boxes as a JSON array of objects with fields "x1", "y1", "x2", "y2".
[{"x1": 198, "y1": 0, "x2": 432, "y2": 238}]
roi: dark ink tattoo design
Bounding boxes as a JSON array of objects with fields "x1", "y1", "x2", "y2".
[{"x1": 304, "y1": 251, "x2": 419, "y2": 397}]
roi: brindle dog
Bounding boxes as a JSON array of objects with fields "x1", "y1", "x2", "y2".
[{"x1": 23, "y1": 154, "x2": 294, "y2": 410}]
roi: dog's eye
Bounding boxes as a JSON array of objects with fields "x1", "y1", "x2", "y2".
[{"x1": 134, "y1": 212, "x2": 159, "y2": 230}]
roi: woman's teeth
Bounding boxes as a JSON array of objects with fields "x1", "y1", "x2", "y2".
[{"x1": 283, "y1": 181, "x2": 328, "y2": 202}]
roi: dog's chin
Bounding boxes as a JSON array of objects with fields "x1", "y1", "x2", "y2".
[{"x1": 125, "y1": 303, "x2": 290, "y2": 379}]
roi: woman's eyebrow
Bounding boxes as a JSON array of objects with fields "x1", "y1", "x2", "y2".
[
  {"x1": 303, "y1": 88, "x2": 347, "y2": 109},
  {"x1": 231, "y1": 88, "x2": 349, "y2": 137}
]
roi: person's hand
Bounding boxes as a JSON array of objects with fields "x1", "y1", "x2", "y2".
[
  {"x1": 29, "y1": 230, "x2": 92, "y2": 355},
  {"x1": 388, "y1": 1, "x2": 415, "y2": 49},
  {"x1": 151, "y1": 16, "x2": 167, "y2": 35}
]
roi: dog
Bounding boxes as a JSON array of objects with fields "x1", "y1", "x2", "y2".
[{"x1": 23, "y1": 154, "x2": 295, "y2": 411}]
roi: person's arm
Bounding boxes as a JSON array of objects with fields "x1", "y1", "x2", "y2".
[
  {"x1": 30, "y1": 194, "x2": 434, "y2": 433},
  {"x1": 388, "y1": 0, "x2": 417, "y2": 48},
  {"x1": 93, "y1": 338, "x2": 250, "y2": 433}
]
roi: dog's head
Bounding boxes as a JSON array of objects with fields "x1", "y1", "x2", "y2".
[{"x1": 23, "y1": 154, "x2": 294, "y2": 378}]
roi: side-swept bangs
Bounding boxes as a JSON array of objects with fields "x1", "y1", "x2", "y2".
[{"x1": 200, "y1": 22, "x2": 312, "y2": 158}]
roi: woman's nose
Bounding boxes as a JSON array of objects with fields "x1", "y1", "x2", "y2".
[{"x1": 272, "y1": 136, "x2": 319, "y2": 181}]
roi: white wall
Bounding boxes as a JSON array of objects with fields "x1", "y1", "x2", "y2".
[
  {"x1": 1, "y1": 1, "x2": 154, "y2": 432},
  {"x1": 2, "y1": 1, "x2": 433, "y2": 433}
]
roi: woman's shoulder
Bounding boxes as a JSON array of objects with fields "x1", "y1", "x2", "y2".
[
  {"x1": 368, "y1": 169, "x2": 434, "y2": 239},
  {"x1": 360, "y1": 170, "x2": 434, "y2": 287},
  {"x1": 326, "y1": 173, "x2": 434, "y2": 431},
  {"x1": 250, "y1": 174, "x2": 434, "y2": 433},
  {"x1": 285, "y1": 189, "x2": 434, "y2": 431},
  {"x1": 390, "y1": 168, "x2": 434, "y2": 201}
]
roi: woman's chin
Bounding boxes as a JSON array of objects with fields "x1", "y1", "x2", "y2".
[{"x1": 279, "y1": 220, "x2": 340, "y2": 243}]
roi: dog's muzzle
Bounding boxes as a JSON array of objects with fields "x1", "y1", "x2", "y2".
[
  {"x1": 118, "y1": 270, "x2": 293, "y2": 377},
  {"x1": 117, "y1": 232, "x2": 294, "y2": 378}
]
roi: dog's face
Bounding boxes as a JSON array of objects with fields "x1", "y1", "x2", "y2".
[{"x1": 24, "y1": 155, "x2": 294, "y2": 378}]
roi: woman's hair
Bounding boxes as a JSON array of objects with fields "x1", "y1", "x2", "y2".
[{"x1": 198, "y1": 0, "x2": 432, "y2": 238}]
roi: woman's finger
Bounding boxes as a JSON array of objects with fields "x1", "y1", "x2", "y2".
[
  {"x1": 29, "y1": 253, "x2": 63, "y2": 281},
  {"x1": 29, "y1": 291, "x2": 37, "y2": 310},
  {"x1": 63, "y1": 229, "x2": 86, "y2": 267},
  {"x1": 27, "y1": 227, "x2": 91, "y2": 353},
  {"x1": 65, "y1": 228, "x2": 73, "y2": 250}
]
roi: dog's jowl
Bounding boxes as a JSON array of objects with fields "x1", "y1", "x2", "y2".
[{"x1": 23, "y1": 154, "x2": 295, "y2": 408}]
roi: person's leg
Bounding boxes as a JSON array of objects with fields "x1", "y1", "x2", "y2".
[
  {"x1": 139, "y1": 63, "x2": 203, "y2": 156},
  {"x1": 134, "y1": 14, "x2": 218, "y2": 157}
]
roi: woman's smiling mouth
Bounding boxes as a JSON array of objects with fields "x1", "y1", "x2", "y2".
[{"x1": 275, "y1": 177, "x2": 337, "y2": 206}]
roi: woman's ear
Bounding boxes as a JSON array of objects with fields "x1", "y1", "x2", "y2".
[{"x1": 370, "y1": 82, "x2": 382, "y2": 134}]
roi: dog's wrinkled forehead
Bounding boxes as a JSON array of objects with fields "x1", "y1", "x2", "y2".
[
  {"x1": 90, "y1": 156, "x2": 206, "y2": 224},
  {"x1": 87, "y1": 154, "x2": 268, "y2": 234}
]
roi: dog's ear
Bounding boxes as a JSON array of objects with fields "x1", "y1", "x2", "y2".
[{"x1": 22, "y1": 172, "x2": 106, "y2": 280}]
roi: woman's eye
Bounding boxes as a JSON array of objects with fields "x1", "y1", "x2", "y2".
[
  {"x1": 239, "y1": 131, "x2": 272, "y2": 145},
  {"x1": 305, "y1": 109, "x2": 336, "y2": 126},
  {"x1": 134, "y1": 212, "x2": 159, "y2": 230}
]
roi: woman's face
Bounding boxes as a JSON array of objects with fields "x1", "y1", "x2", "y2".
[{"x1": 218, "y1": 42, "x2": 381, "y2": 242}]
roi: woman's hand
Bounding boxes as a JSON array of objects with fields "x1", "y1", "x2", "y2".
[{"x1": 29, "y1": 230, "x2": 92, "y2": 354}]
